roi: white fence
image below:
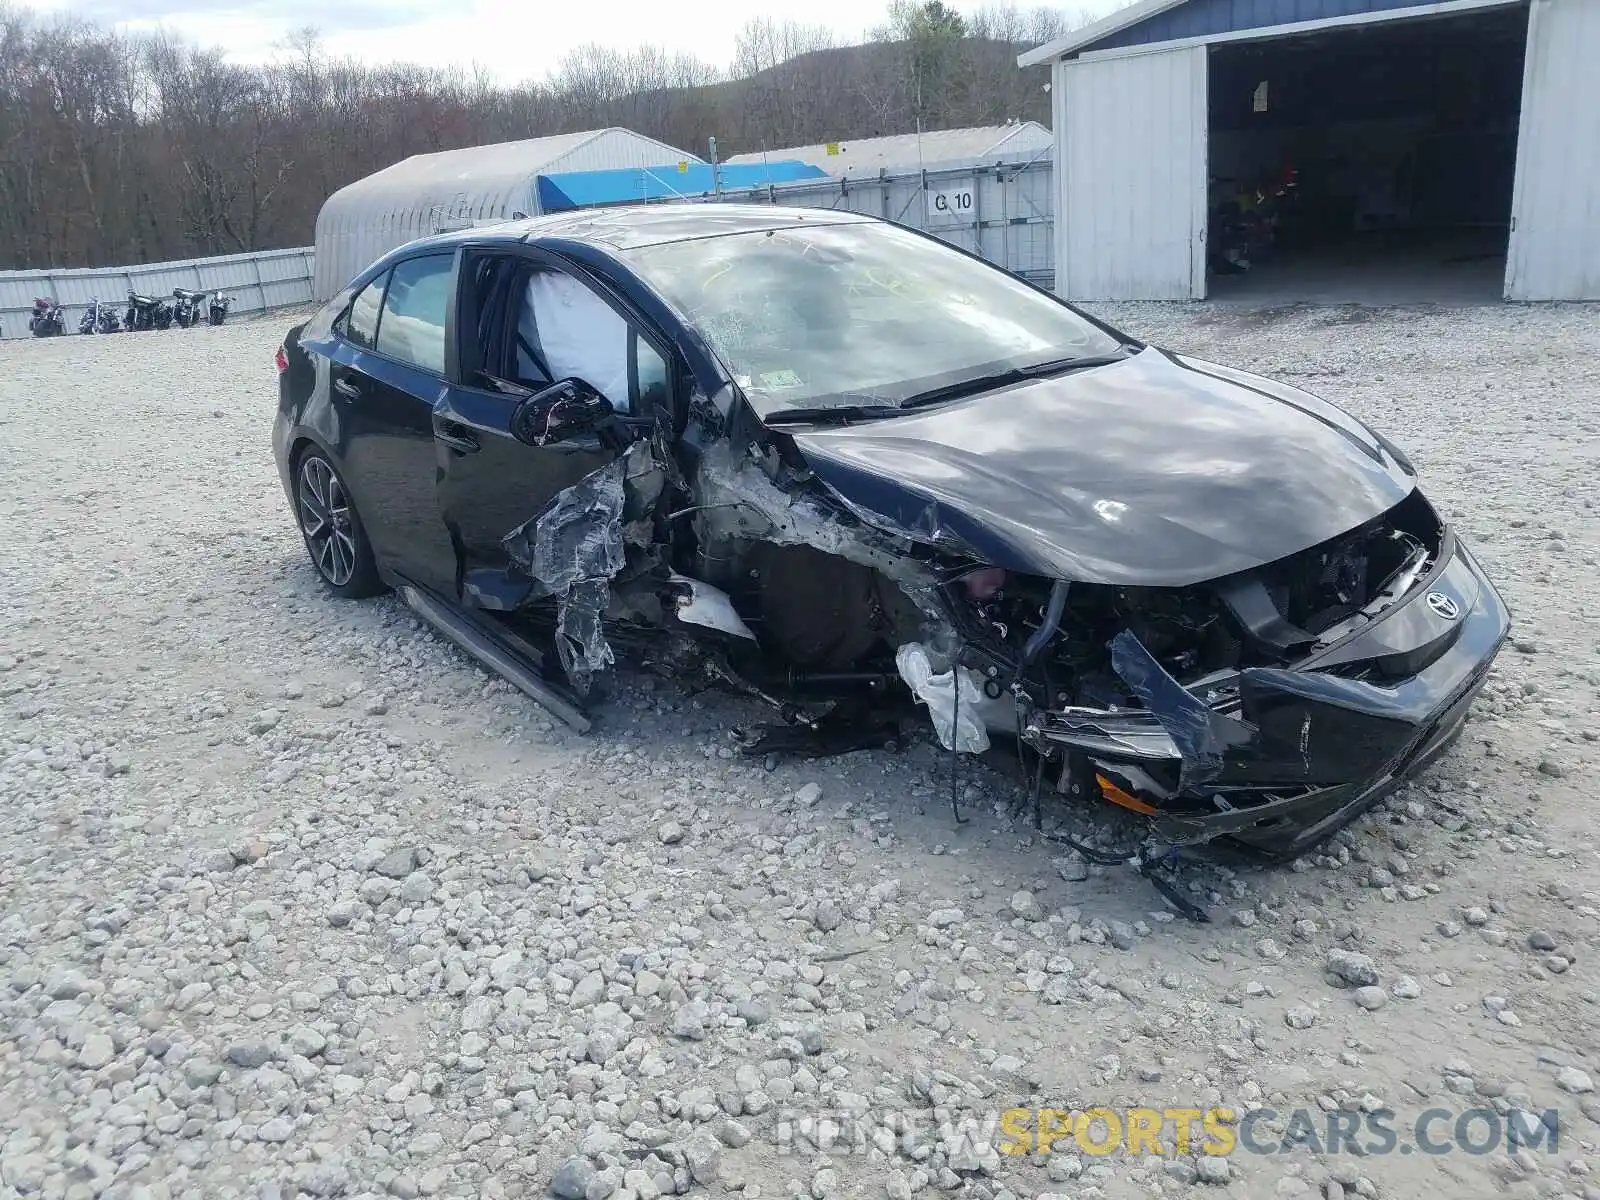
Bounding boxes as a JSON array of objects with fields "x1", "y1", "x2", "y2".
[
  {"x1": 677, "y1": 157, "x2": 1056, "y2": 286},
  {"x1": 0, "y1": 246, "x2": 314, "y2": 340}
]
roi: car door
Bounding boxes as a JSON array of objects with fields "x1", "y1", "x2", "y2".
[
  {"x1": 433, "y1": 248, "x2": 677, "y2": 606},
  {"x1": 326, "y1": 251, "x2": 460, "y2": 596}
]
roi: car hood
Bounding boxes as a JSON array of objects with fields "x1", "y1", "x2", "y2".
[{"x1": 788, "y1": 347, "x2": 1415, "y2": 587}]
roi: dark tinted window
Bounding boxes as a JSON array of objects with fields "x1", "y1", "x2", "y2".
[
  {"x1": 344, "y1": 275, "x2": 385, "y2": 349},
  {"x1": 635, "y1": 333, "x2": 669, "y2": 412},
  {"x1": 377, "y1": 254, "x2": 454, "y2": 375}
]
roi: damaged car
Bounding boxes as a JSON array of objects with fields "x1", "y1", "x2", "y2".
[{"x1": 273, "y1": 204, "x2": 1509, "y2": 884}]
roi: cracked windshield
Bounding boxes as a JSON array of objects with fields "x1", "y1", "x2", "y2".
[{"x1": 626, "y1": 219, "x2": 1122, "y2": 413}]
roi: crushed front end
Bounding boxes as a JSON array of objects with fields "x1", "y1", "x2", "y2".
[{"x1": 949, "y1": 491, "x2": 1510, "y2": 860}]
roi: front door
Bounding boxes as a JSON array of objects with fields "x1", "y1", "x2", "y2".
[{"x1": 435, "y1": 250, "x2": 675, "y2": 605}]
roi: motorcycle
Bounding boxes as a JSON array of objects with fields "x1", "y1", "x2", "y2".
[
  {"x1": 172, "y1": 288, "x2": 208, "y2": 329},
  {"x1": 125, "y1": 291, "x2": 174, "y2": 332},
  {"x1": 79, "y1": 299, "x2": 122, "y2": 335},
  {"x1": 208, "y1": 293, "x2": 234, "y2": 326},
  {"x1": 1208, "y1": 162, "x2": 1299, "y2": 276},
  {"x1": 28, "y1": 297, "x2": 66, "y2": 337}
]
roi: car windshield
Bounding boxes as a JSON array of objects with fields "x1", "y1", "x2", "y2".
[{"x1": 623, "y1": 219, "x2": 1125, "y2": 415}]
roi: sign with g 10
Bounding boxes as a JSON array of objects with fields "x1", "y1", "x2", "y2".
[{"x1": 927, "y1": 188, "x2": 975, "y2": 221}]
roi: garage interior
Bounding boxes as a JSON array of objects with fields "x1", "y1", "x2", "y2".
[{"x1": 1206, "y1": 4, "x2": 1529, "y2": 304}]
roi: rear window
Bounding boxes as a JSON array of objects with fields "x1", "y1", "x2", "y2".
[{"x1": 376, "y1": 254, "x2": 453, "y2": 375}]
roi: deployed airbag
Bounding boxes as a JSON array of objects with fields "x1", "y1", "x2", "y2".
[{"x1": 896, "y1": 642, "x2": 990, "y2": 754}]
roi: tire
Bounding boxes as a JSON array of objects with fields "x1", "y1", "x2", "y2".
[{"x1": 293, "y1": 448, "x2": 385, "y2": 599}]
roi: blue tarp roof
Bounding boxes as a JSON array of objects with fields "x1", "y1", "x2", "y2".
[{"x1": 536, "y1": 161, "x2": 828, "y2": 211}]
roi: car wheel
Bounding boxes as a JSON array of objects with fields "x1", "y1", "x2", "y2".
[{"x1": 295, "y1": 449, "x2": 384, "y2": 598}]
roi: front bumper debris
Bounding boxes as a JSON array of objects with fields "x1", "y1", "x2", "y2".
[{"x1": 1022, "y1": 535, "x2": 1511, "y2": 859}]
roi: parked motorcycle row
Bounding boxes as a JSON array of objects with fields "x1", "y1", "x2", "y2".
[{"x1": 24, "y1": 289, "x2": 233, "y2": 338}]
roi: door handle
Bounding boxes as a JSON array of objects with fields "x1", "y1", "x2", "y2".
[
  {"x1": 434, "y1": 421, "x2": 480, "y2": 454},
  {"x1": 332, "y1": 376, "x2": 361, "y2": 399}
]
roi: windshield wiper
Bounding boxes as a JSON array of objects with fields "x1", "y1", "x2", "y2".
[
  {"x1": 898, "y1": 347, "x2": 1138, "y2": 410},
  {"x1": 1018, "y1": 349, "x2": 1138, "y2": 376},
  {"x1": 765, "y1": 403, "x2": 906, "y2": 426}
]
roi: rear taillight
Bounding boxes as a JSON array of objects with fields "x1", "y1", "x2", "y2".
[{"x1": 275, "y1": 346, "x2": 288, "y2": 373}]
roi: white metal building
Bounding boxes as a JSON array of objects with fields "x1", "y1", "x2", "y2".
[
  {"x1": 1021, "y1": 0, "x2": 1600, "y2": 302},
  {"x1": 725, "y1": 122, "x2": 1052, "y2": 179},
  {"x1": 312, "y1": 129, "x2": 702, "y2": 299}
]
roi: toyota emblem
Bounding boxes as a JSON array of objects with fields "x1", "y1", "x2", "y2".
[{"x1": 1424, "y1": 591, "x2": 1460, "y2": 621}]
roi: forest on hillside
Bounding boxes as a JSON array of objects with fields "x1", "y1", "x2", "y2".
[{"x1": 0, "y1": 1, "x2": 1087, "y2": 271}]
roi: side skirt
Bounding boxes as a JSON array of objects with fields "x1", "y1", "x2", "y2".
[{"x1": 398, "y1": 583, "x2": 592, "y2": 734}]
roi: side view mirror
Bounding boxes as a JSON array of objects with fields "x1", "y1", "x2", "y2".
[{"x1": 510, "y1": 377, "x2": 614, "y2": 446}]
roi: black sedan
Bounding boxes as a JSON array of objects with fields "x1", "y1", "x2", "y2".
[{"x1": 274, "y1": 204, "x2": 1508, "y2": 866}]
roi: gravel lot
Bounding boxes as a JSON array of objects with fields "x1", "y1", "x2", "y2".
[{"x1": 2, "y1": 300, "x2": 1598, "y2": 1200}]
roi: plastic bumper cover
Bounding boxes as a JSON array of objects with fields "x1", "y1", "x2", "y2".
[{"x1": 1023, "y1": 536, "x2": 1511, "y2": 858}]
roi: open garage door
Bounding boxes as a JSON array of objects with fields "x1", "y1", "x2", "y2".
[
  {"x1": 1057, "y1": 45, "x2": 1207, "y2": 301},
  {"x1": 1205, "y1": 4, "x2": 1529, "y2": 306},
  {"x1": 1507, "y1": 0, "x2": 1600, "y2": 300}
]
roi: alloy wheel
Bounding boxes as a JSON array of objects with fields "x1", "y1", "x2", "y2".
[{"x1": 297, "y1": 456, "x2": 358, "y2": 587}]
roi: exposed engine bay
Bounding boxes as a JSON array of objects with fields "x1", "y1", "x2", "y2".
[{"x1": 484, "y1": 404, "x2": 1501, "y2": 924}]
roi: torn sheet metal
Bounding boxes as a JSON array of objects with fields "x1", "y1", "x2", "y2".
[
  {"x1": 1108, "y1": 629, "x2": 1252, "y2": 789},
  {"x1": 621, "y1": 438, "x2": 666, "y2": 543},
  {"x1": 502, "y1": 443, "x2": 664, "y2": 690},
  {"x1": 504, "y1": 457, "x2": 626, "y2": 592},
  {"x1": 668, "y1": 574, "x2": 757, "y2": 641},
  {"x1": 895, "y1": 642, "x2": 991, "y2": 754},
  {"x1": 556, "y1": 577, "x2": 613, "y2": 680},
  {"x1": 691, "y1": 441, "x2": 945, "y2": 622}
]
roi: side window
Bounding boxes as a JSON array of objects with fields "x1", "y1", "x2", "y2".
[
  {"x1": 376, "y1": 253, "x2": 453, "y2": 375},
  {"x1": 343, "y1": 274, "x2": 385, "y2": 350},
  {"x1": 635, "y1": 333, "x2": 670, "y2": 413}
]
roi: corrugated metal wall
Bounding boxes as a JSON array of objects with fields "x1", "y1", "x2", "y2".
[
  {"x1": 1058, "y1": 46, "x2": 1209, "y2": 300},
  {"x1": 0, "y1": 247, "x2": 313, "y2": 340},
  {"x1": 672, "y1": 157, "x2": 1057, "y2": 286},
  {"x1": 725, "y1": 124, "x2": 1054, "y2": 177},
  {"x1": 1506, "y1": 0, "x2": 1600, "y2": 301},
  {"x1": 1083, "y1": 0, "x2": 1479, "y2": 52}
]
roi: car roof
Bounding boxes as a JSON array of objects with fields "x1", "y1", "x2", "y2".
[{"x1": 401, "y1": 204, "x2": 878, "y2": 257}]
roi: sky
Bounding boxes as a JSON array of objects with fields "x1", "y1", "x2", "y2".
[{"x1": 18, "y1": 0, "x2": 1123, "y2": 85}]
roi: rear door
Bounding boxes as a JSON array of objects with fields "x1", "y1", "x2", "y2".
[
  {"x1": 434, "y1": 247, "x2": 677, "y2": 604},
  {"x1": 324, "y1": 251, "x2": 459, "y2": 595}
]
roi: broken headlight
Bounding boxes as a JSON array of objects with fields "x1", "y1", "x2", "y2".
[{"x1": 1022, "y1": 706, "x2": 1183, "y2": 762}]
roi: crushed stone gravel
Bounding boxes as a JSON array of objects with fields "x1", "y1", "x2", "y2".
[{"x1": 1, "y1": 300, "x2": 1597, "y2": 1200}]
